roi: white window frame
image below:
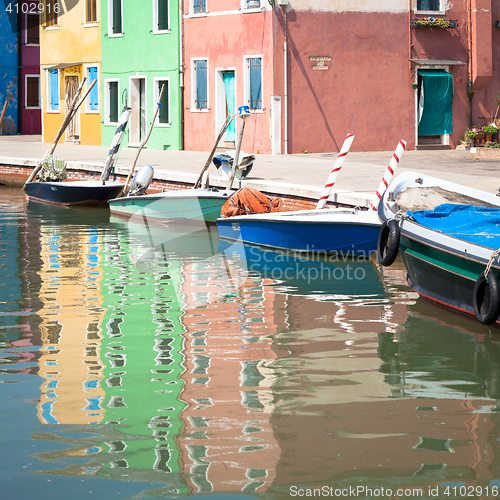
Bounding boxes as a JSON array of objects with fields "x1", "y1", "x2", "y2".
[
  {"x1": 25, "y1": 74, "x2": 41, "y2": 109},
  {"x1": 84, "y1": 0, "x2": 99, "y2": 27},
  {"x1": 242, "y1": 0, "x2": 261, "y2": 10},
  {"x1": 108, "y1": 0, "x2": 123, "y2": 37},
  {"x1": 413, "y1": 0, "x2": 445, "y2": 15},
  {"x1": 244, "y1": 54, "x2": 263, "y2": 113},
  {"x1": 153, "y1": 77, "x2": 171, "y2": 127},
  {"x1": 191, "y1": 57, "x2": 209, "y2": 112},
  {"x1": 84, "y1": 64, "x2": 100, "y2": 114},
  {"x1": 45, "y1": 68, "x2": 60, "y2": 113},
  {"x1": 190, "y1": 0, "x2": 207, "y2": 16},
  {"x1": 104, "y1": 78, "x2": 120, "y2": 125},
  {"x1": 153, "y1": 0, "x2": 169, "y2": 33},
  {"x1": 25, "y1": 10, "x2": 40, "y2": 46}
]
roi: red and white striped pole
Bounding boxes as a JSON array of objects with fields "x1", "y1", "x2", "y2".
[
  {"x1": 316, "y1": 133, "x2": 355, "y2": 209},
  {"x1": 370, "y1": 139, "x2": 407, "y2": 211}
]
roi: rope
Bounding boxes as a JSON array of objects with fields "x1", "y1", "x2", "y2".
[
  {"x1": 394, "y1": 212, "x2": 415, "y2": 222},
  {"x1": 485, "y1": 249, "x2": 500, "y2": 276}
]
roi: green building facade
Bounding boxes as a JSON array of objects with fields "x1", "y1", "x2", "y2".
[{"x1": 101, "y1": 0, "x2": 181, "y2": 151}]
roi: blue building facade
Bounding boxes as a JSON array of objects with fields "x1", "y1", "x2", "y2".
[{"x1": 0, "y1": 7, "x2": 18, "y2": 134}]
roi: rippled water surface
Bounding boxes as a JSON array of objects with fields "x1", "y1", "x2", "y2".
[{"x1": 3, "y1": 185, "x2": 500, "y2": 500}]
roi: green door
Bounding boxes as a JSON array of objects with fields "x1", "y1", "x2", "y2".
[
  {"x1": 222, "y1": 71, "x2": 236, "y2": 142},
  {"x1": 418, "y1": 70, "x2": 453, "y2": 136}
]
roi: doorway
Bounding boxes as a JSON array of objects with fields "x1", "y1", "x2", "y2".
[
  {"x1": 130, "y1": 77, "x2": 147, "y2": 144},
  {"x1": 216, "y1": 70, "x2": 236, "y2": 145},
  {"x1": 64, "y1": 75, "x2": 80, "y2": 142},
  {"x1": 417, "y1": 69, "x2": 453, "y2": 147}
]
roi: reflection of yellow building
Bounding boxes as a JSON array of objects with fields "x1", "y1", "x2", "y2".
[
  {"x1": 37, "y1": 227, "x2": 105, "y2": 425},
  {"x1": 40, "y1": 0, "x2": 101, "y2": 145}
]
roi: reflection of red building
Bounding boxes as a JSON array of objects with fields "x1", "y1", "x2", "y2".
[
  {"x1": 19, "y1": 1, "x2": 41, "y2": 135},
  {"x1": 177, "y1": 256, "x2": 283, "y2": 493}
]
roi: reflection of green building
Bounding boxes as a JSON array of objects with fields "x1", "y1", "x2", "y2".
[{"x1": 96, "y1": 231, "x2": 187, "y2": 490}]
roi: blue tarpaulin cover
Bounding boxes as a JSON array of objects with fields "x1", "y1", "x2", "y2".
[{"x1": 408, "y1": 204, "x2": 500, "y2": 249}]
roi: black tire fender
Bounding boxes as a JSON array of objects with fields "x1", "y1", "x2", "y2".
[
  {"x1": 377, "y1": 219, "x2": 400, "y2": 267},
  {"x1": 473, "y1": 271, "x2": 500, "y2": 325}
]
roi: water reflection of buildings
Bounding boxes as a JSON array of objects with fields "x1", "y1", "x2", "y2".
[
  {"x1": 27, "y1": 209, "x2": 500, "y2": 494},
  {"x1": 36, "y1": 219, "x2": 106, "y2": 425},
  {"x1": 0, "y1": 193, "x2": 43, "y2": 373},
  {"x1": 268, "y1": 296, "x2": 500, "y2": 492},
  {"x1": 177, "y1": 255, "x2": 282, "y2": 494}
]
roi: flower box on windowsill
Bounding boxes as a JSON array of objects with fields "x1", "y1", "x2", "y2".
[{"x1": 410, "y1": 19, "x2": 458, "y2": 28}]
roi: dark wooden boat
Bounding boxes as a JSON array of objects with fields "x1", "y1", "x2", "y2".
[{"x1": 25, "y1": 180, "x2": 125, "y2": 206}]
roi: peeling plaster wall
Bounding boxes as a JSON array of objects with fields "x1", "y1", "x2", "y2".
[{"x1": 0, "y1": 9, "x2": 19, "y2": 135}]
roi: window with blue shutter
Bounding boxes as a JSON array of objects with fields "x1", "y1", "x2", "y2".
[
  {"x1": 195, "y1": 60, "x2": 208, "y2": 109},
  {"x1": 50, "y1": 69, "x2": 59, "y2": 111},
  {"x1": 193, "y1": 0, "x2": 206, "y2": 14},
  {"x1": 88, "y1": 67, "x2": 98, "y2": 111},
  {"x1": 249, "y1": 58, "x2": 262, "y2": 110},
  {"x1": 417, "y1": 0, "x2": 440, "y2": 10}
]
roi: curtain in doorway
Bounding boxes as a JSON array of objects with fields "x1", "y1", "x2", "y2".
[
  {"x1": 418, "y1": 70, "x2": 453, "y2": 136},
  {"x1": 65, "y1": 76, "x2": 79, "y2": 139},
  {"x1": 223, "y1": 72, "x2": 236, "y2": 142}
]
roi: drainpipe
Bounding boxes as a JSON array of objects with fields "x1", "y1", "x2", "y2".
[
  {"x1": 17, "y1": 8, "x2": 22, "y2": 135},
  {"x1": 283, "y1": 4, "x2": 288, "y2": 155},
  {"x1": 468, "y1": 81, "x2": 473, "y2": 129},
  {"x1": 179, "y1": 0, "x2": 185, "y2": 150}
]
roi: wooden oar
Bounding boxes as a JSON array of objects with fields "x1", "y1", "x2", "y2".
[
  {"x1": 122, "y1": 83, "x2": 166, "y2": 196},
  {"x1": 0, "y1": 100, "x2": 9, "y2": 135},
  {"x1": 23, "y1": 77, "x2": 96, "y2": 189},
  {"x1": 194, "y1": 113, "x2": 236, "y2": 189}
]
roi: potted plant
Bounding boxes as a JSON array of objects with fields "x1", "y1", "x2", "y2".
[
  {"x1": 466, "y1": 129, "x2": 477, "y2": 146},
  {"x1": 474, "y1": 126, "x2": 485, "y2": 145},
  {"x1": 483, "y1": 124, "x2": 498, "y2": 142}
]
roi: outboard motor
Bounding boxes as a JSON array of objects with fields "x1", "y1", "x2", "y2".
[{"x1": 129, "y1": 165, "x2": 154, "y2": 195}]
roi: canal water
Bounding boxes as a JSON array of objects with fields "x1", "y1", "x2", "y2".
[{"x1": 2, "y1": 185, "x2": 500, "y2": 500}]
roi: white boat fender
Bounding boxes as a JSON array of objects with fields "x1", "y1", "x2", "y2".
[
  {"x1": 473, "y1": 270, "x2": 500, "y2": 325},
  {"x1": 130, "y1": 165, "x2": 154, "y2": 195},
  {"x1": 377, "y1": 219, "x2": 400, "y2": 267}
]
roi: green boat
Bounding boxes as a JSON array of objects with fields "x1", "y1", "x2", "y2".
[{"x1": 108, "y1": 188, "x2": 234, "y2": 223}]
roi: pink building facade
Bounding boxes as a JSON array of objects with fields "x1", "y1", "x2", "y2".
[{"x1": 182, "y1": 0, "x2": 500, "y2": 153}]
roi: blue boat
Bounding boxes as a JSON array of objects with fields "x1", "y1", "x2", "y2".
[
  {"x1": 218, "y1": 238, "x2": 385, "y2": 296},
  {"x1": 217, "y1": 208, "x2": 381, "y2": 257}
]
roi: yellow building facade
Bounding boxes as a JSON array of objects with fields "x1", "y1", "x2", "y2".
[{"x1": 40, "y1": 0, "x2": 101, "y2": 146}]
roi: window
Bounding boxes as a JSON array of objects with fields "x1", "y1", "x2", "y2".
[
  {"x1": 246, "y1": 56, "x2": 262, "y2": 110},
  {"x1": 26, "y1": 13, "x2": 40, "y2": 44},
  {"x1": 193, "y1": 59, "x2": 208, "y2": 110},
  {"x1": 154, "y1": 0, "x2": 169, "y2": 32},
  {"x1": 87, "y1": 66, "x2": 99, "y2": 112},
  {"x1": 193, "y1": 0, "x2": 206, "y2": 14},
  {"x1": 42, "y1": 0, "x2": 58, "y2": 27},
  {"x1": 86, "y1": 0, "x2": 98, "y2": 24},
  {"x1": 26, "y1": 75, "x2": 40, "y2": 108},
  {"x1": 155, "y1": 79, "x2": 170, "y2": 125},
  {"x1": 106, "y1": 80, "x2": 119, "y2": 123},
  {"x1": 109, "y1": 0, "x2": 123, "y2": 35},
  {"x1": 416, "y1": 0, "x2": 440, "y2": 11},
  {"x1": 246, "y1": 0, "x2": 260, "y2": 8},
  {"x1": 47, "y1": 68, "x2": 59, "y2": 111}
]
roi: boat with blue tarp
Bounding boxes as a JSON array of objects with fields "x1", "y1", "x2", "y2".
[{"x1": 377, "y1": 171, "x2": 500, "y2": 325}]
